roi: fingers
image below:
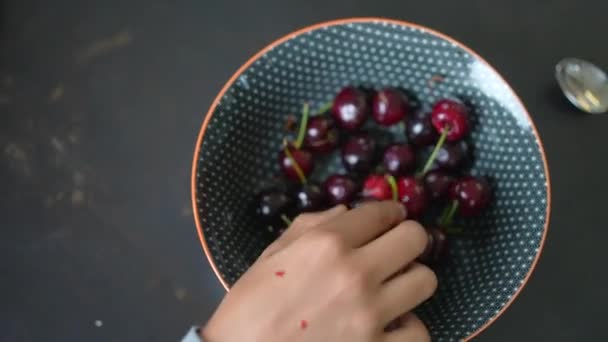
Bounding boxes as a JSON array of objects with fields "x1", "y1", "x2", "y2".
[
  {"x1": 320, "y1": 201, "x2": 406, "y2": 247},
  {"x1": 260, "y1": 205, "x2": 347, "y2": 258},
  {"x1": 356, "y1": 220, "x2": 428, "y2": 284},
  {"x1": 376, "y1": 263, "x2": 437, "y2": 325},
  {"x1": 286, "y1": 205, "x2": 348, "y2": 238},
  {"x1": 383, "y1": 314, "x2": 430, "y2": 342}
]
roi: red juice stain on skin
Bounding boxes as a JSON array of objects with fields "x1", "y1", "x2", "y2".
[
  {"x1": 274, "y1": 270, "x2": 285, "y2": 277},
  {"x1": 300, "y1": 320, "x2": 308, "y2": 330}
]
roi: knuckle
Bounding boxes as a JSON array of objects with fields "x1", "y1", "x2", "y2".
[
  {"x1": 351, "y1": 308, "x2": 380, "y2": 333},
  {"x1": 365, "y1": 202, "x2": 391, "y2": 226},
  {"x1": 333, "y1": 260, "x2": 370, "y2": 295},
  {"x1": 349, "y1": 270, "x2": 369, "y2": 292},
  {"x1": 336, "y1": 259, "x2": 358, "y2": 281},
  {"x1": 292, "y1": 213, "x2": 314, "y2": 227},
  {"x1": 307, "y1": 230, "x2": 345, "y2": 255},
  {"x1": 379, "y1": 201, "x2": 404, "y2": 226},
  {"x1": 354, "y1": 202, "x2": 382, "y2": 221}
]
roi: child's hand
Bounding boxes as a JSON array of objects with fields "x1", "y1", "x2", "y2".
[{"x1": 203, "y1": 201, "x2": 437, "y2": 342}]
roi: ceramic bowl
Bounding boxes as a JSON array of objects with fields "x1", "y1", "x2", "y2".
[{"x1": 191, "y1": 18, "x2": 550, "y2": 341}]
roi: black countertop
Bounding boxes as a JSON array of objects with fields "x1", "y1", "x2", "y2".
[{"x1": 2, "y1": 0, "x2": 607, "y2": 340}]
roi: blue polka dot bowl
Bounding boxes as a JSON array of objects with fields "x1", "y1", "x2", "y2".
[{"x1": 191, "y1": 18, "x2": 550, "y2": 341}]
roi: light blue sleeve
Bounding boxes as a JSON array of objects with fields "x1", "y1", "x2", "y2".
[{"x1": 181, "y1": 327, "x2": 202, "y2": 342}]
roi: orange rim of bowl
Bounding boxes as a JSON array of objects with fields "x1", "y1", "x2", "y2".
[{"x1": 191, "y1": 17, "x2": 551, "y2": 341}]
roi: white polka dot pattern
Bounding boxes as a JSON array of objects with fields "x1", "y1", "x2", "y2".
[{"x1": 194, "y1": 20, "x2": 549, "y2": 341}]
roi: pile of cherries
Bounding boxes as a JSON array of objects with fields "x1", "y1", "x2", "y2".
[{"x1": 255, "y1": 86, "x2": 492, "y2": 265}]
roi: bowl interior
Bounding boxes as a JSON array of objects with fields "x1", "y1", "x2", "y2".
[{"x1": 193, "y1": 19, "x2": 549, "y2": 341}]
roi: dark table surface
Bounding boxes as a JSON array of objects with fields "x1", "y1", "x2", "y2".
[{"x1": 1, "y1": 0, "x2": 607, "y2": 340}]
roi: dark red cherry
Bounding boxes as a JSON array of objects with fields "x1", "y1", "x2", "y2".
[
  {"x1": 256, "y1": 191, "x2": 294, "y2": 225},
  {"x1": 431, "y1": 99, "x2": 470, "y2": 141},
  {"x1": 324, "y1": 174, "x2": 359, "y2": 206},
  {"x1": 362, "y1": 174, "x2": 394, "y2": 200},
  {"x1": 435, "y1": 140, "x2": 470, "y2": 171},
  {"x1": 383, "y1": 144, "x2": 415, "y2": 176},
  {"x1": 396, "y1": 177, "x2": 428, "y2": 218},
  {"x1": 278, "y1": 145, "x2": 314, "y2": 182},
  {"x1": 406, "y1": 112, "x2": 438, "y2": 146},
  {"x1": 372, "y1": 88, "x2": 409, "y2": 126},
  {"x1": 418, "y1": 227, "x2": 448, "y2": 264},
  {"x1": 424, "y1": 171, "x2": 456, "y2": 201},
  {"x1": 332, "y1": 87, "x2": 370, "y2": 131},
  {"x1": 341, "y1": 133, "x2": 377, "y2": 174},
  {"x1": 449, "y1": 176, "x2": 492, "y2": 216},
  {"x1": 303, "y1": 116, "x2": 339, "y2": 153},
  {"x1": 294, "y1": 183, "x2": 326, "y2": 212},
  {"x1": 448, "y1": 180, "x2": 459, "y2": 200}
]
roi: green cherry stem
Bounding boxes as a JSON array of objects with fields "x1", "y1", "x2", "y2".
[
  {"x1": 280, "y1": 214, "x2": 293, "y2": 226},
  {"x1": 438, "y1": 203, "x2": 451, "y2": 226},
  {"x1": 294, "y1": 102, "x2": 310, "y2": 149},
  {"x1": 316, "y1": 101, "x2": 333, "y2": 114},
  {"x1": 385, "y1": 174, "x2": 398, "y2": 201},
  {"x1": 439, "y1": 199, "x2": 460, "y2": 227},
  {"x1": 418, "y1": 127, "x2": 449, "y2": 177},
  {"x1": 444, "y1": 226, "x2": 464, "y2": 235},
  {"x1": 283, "y1": 141, "x2": 307, "y2": 185},
  {"x1": 398, "y1": 121, "x2": 406, "y2": 133},
  {"x1": 308, "y1": 130, "x2": 338, "y2": 148}
]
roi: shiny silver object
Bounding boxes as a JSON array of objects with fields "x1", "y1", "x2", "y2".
[{"x1": 555, "y1": 58, "x2": 608, "y2": 114}]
